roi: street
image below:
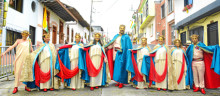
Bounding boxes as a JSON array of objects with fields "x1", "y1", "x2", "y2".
[{"x1": 0, "y1": 76, "x2": 220, "y2": 96}]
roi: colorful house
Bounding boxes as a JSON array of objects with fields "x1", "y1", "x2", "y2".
[{"x1": 175, "y1": 0, "x2": 220, "y2": 46}]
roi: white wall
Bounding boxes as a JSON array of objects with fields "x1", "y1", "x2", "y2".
[
  {"x1": 37, "y1": 3, "x2": 66, "y2": 44},
  {"x1": 144, "y1": 18, "x2": 156, "y2": 44},
  {"x1": 68, "y1": 23, "x2": 89, "y2": 44},
  {"x1": 175, "y1": 0, "x2": 216, "y2": 24},
  {"x1": 3, "y1": 0, "x2": 39, "y2": 46}
]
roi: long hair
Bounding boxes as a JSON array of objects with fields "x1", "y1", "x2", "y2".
[
  {"x1": 42, "y1": 35, "x2": 46, "y2": 42},
  {"x1": 93, "y1": 39, "x2": 103, "y2": 46}
]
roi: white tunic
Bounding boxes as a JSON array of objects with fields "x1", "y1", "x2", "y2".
[
  {"x1": 113, "y1": 36, "x2": 121, "y2": 60},
  {"x1": 39, "y1": 45, "x2": 51, "y2": 89},
  {"x1": 69, "y1": 45, "x2": 84, "y2": 89},
  {"x1": 89, "y1": 44, "x2": 103, "y2": 87},
  {"x1": 155, "y1": 46, "x2": 167, "y2": 89},
  {"x1": 172, "y1": 49, "x2": 187, "y2": 90},
  {"x1": 136, "y1": 47, "x2": 150, "y2": 88}
]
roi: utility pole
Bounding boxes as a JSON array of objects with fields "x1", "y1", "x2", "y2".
[
  {"x1": 136, "y1": 10, "x2": 139, "y2": 38},
  {"x1": 89, "y1": 0, "x2": 93, "y2": 42}
]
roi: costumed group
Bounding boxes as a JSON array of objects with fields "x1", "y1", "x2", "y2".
[{"x1": 2, "y1": 25, "x2": 220, "y2": 95}]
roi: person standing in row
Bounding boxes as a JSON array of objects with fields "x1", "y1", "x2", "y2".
[
  {"x1": 84, "y1": 33, "x2": 110, "y2": 91},
  {"x1": 147, "y1": 36, "x2": 174, "y2": 91},
  {"x1": 126, "y1": 37, "x2": 151, "y2": 89},
  {"x1": 55, "y1": 33, "x2": 88, "y2": 91},
  {"x1": 186, "y1": 34, "x2": 220, "y2": 94},
  {"x1": 170, "y1": 39, "x2": 190, "y2": 90},
  {"x1": 1, "y1": 30, "x2": 33, "y2": 94},
  {"x1": 105, "y1": 25, "x2": 132, "y2": 88},
  {"x1": 21, "y1": 33, "x2": 59, "y2": 92}
]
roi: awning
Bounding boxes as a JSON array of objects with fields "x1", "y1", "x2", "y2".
[
  {"x1": 175, "y1": 0, "x2": 220, "y2": 30},
  {"x1": 40, "y1": 0, "x2": 78, "y2": 22}
]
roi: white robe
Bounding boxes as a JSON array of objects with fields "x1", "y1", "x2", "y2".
[
  {"x1": 155, "y1": 47, "x2": 167, "y2": 89},
  {"x1": 69, "y1": 45, "x2": 84, "y2": 89},
  {"x1": 172, "y1": 49, "x2": 187, "y2": 90},
  {"x1": 136, "y1": 47, "x2": 150, "y2": 88},
  {"x1": 14, "y1": 41, "x2": 30, "y2": 87},
  {"x1": 39, "y1": 45, "x2": 52, "y2": 89},
  {"x1": 89, "y1": 44, "x2": 103, "y2": 87}
]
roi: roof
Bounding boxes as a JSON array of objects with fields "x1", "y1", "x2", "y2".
[
  {"x1": 63, "y1": 4, "x2": 90, "y2": 28},
  {"x1": 40, "y1": 0, "x2": 78, "y2": 22},
  {"x1": 175, "y1": 0, "x2": 220, "y2": 30}
]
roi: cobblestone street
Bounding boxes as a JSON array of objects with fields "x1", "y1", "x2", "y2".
[{"x1": 0, "y1": 76, "x2": 220, "y2": 96}]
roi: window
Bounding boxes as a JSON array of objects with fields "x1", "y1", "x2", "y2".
[
  {"x1": 162, "y1": 30, "x2": 165, "y2": 36},
  {"x1": 184, "y1": 0, "x2": 193, "y2": 6},
  {"x1": 145, "y1": 0, "x2": 148, "y2": 17},
  {"x1": 171, "y1": 24, "x2": 175, "y2": 44},
  {"x1": 6, "y1": 30, "x2": 22, "y2": 46},
  {"x1": 161, "y1": 4, "x2": 165, "y2": 19},
  {"x1": 9, "y1": 0, "x2": 23, "y2": 13},
  {"x1": 181, "y1": 32, "x2": 186, "y2": 45},
  {"x1": 168, "y1": 0, "x2": 173, "y2": 13},
  {"x1": 31, "y1": 1, "x2": 36, "y2": 12},
  {"x1": 141, "y1": 14, "x2": 143, "y2": 24},
  {"x1": 85, "y1": 33, "x2": 87, "y2": 39},
  {"x1": 71, "y1": 29, "x2": 74, "y2": 42},
  {"x1": 67, "y1": 27, "x2": 69, "y2": 42},
  {"x1": 29, "y1": 26, "x2": 36, "y2": 45},
  {"x1": 189, "y1": 26, "x2": 204, "y2": 43},
  {"x1": 207, "y1": 22, "x2": 219, "y2": 45},
  {"x1": 150, "y1": 24, "x2": 153, "y2": 36}
]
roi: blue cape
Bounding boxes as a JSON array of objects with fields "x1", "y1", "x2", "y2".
[
  {"x1": 171, "y1": 47, "x2": 190, "y2": 87},
  {"x1": 106, "y1": 34, "x2": 132, "y2": 84},
  {"x1": 84, "y1": 43, "x2": 109, "y2": 86},
  {"x1": 55, "y1": 43, "x2": 89, "y2": 86},
  {"x1": 126, "y1": 47, "x2": 151, "y2": 85},
  {"x1": 24, "y1": 43, "x2": 54, "y2": 88},
  {"x1": 186, "y1": 42, "x2": 220, "y2": 88}
]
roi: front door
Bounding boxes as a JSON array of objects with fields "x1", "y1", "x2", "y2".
[
  {"x1": 59, "y1": 21, "x2": 64, "y2": 44},
  {"x1": 52, "y1": 26, "x2": 57, "y2": 44}
]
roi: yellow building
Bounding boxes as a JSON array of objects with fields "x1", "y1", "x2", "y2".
[
  {"x1": 175, "y1": 0, "x2": 220, "y2": 46},
  {"x1": 137, "y1": 0, "x2": 156, "y2": 44}
]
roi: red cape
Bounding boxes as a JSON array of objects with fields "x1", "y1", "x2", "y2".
[{"x1": 203, "y1": 52, "x2": 220, "y2": 89}]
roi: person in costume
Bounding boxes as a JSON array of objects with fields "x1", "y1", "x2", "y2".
[
  {"x1": 83, "y1": 33, "x2": 110, "y2": 91},
  {"x1": 145, "y1": 35, "x2": 174, "y2": 91},
  {"x1": 1, "y1": 30, "x2": 33, "y2": 94},
  {"x1": 20, "y1": 33, "x2": 59, "y2": 92},
  {"x1": 170, "y1": 39, "x2": 190, "y2": 90},
  {"x1": 105, "y1": 25, "x2": 132, "y2": 88},
  {"x1": 126, "y1": 37, "x2": 151, "y2": 89},
  {"x1": 55, "y1": 33, "x2": 88, "y2": 91},
  {"x1": 186, "y1": 34, "x2": 220, "y2": 94}
]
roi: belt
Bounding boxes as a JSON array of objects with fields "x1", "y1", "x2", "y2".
[{"x1": 193, "y1": 58, "x2": 203, "y2": 61}]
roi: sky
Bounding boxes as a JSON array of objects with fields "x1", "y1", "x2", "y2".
[{"x1": 60, "y1": 0, "x2": 140, "y2": 39}]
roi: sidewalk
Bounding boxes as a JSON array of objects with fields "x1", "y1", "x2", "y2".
[{"x1": 0, "y1": 76, "x2": 220, "y2": 96}]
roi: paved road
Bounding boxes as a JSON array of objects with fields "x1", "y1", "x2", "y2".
[{"x1": 0, "y1": 76, "x2": 220, "y2": 96}]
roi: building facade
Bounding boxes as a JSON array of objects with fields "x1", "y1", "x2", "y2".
[
  {"x1": 2, "y1": 0, "x2": 90, "y2": 46},
  {"x1": 175, "y1": 0, "x2": 220, "y2": 46},
  {"x1": 132, "y1": 0, "x2": 176, "y2": 45}
]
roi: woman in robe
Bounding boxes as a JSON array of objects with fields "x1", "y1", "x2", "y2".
[
  {"x1": 127, "y1": 37, "x2": 151, "y2": 89},
  {"x1": 83, "y1": 33, "x2": 110, "y2": 91},
  {"x1": 170, "y1": 39, "x2": 190, "y2": 90},
  {"x1": 55, "y1": 33, "x2": 87, "y2": 91},
  {"x1": 21, "y1": 33, "x2": 59, "y2": 92},
  {"x1": 1, "y1": 30, "x2": 33, "y2": 94}
]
